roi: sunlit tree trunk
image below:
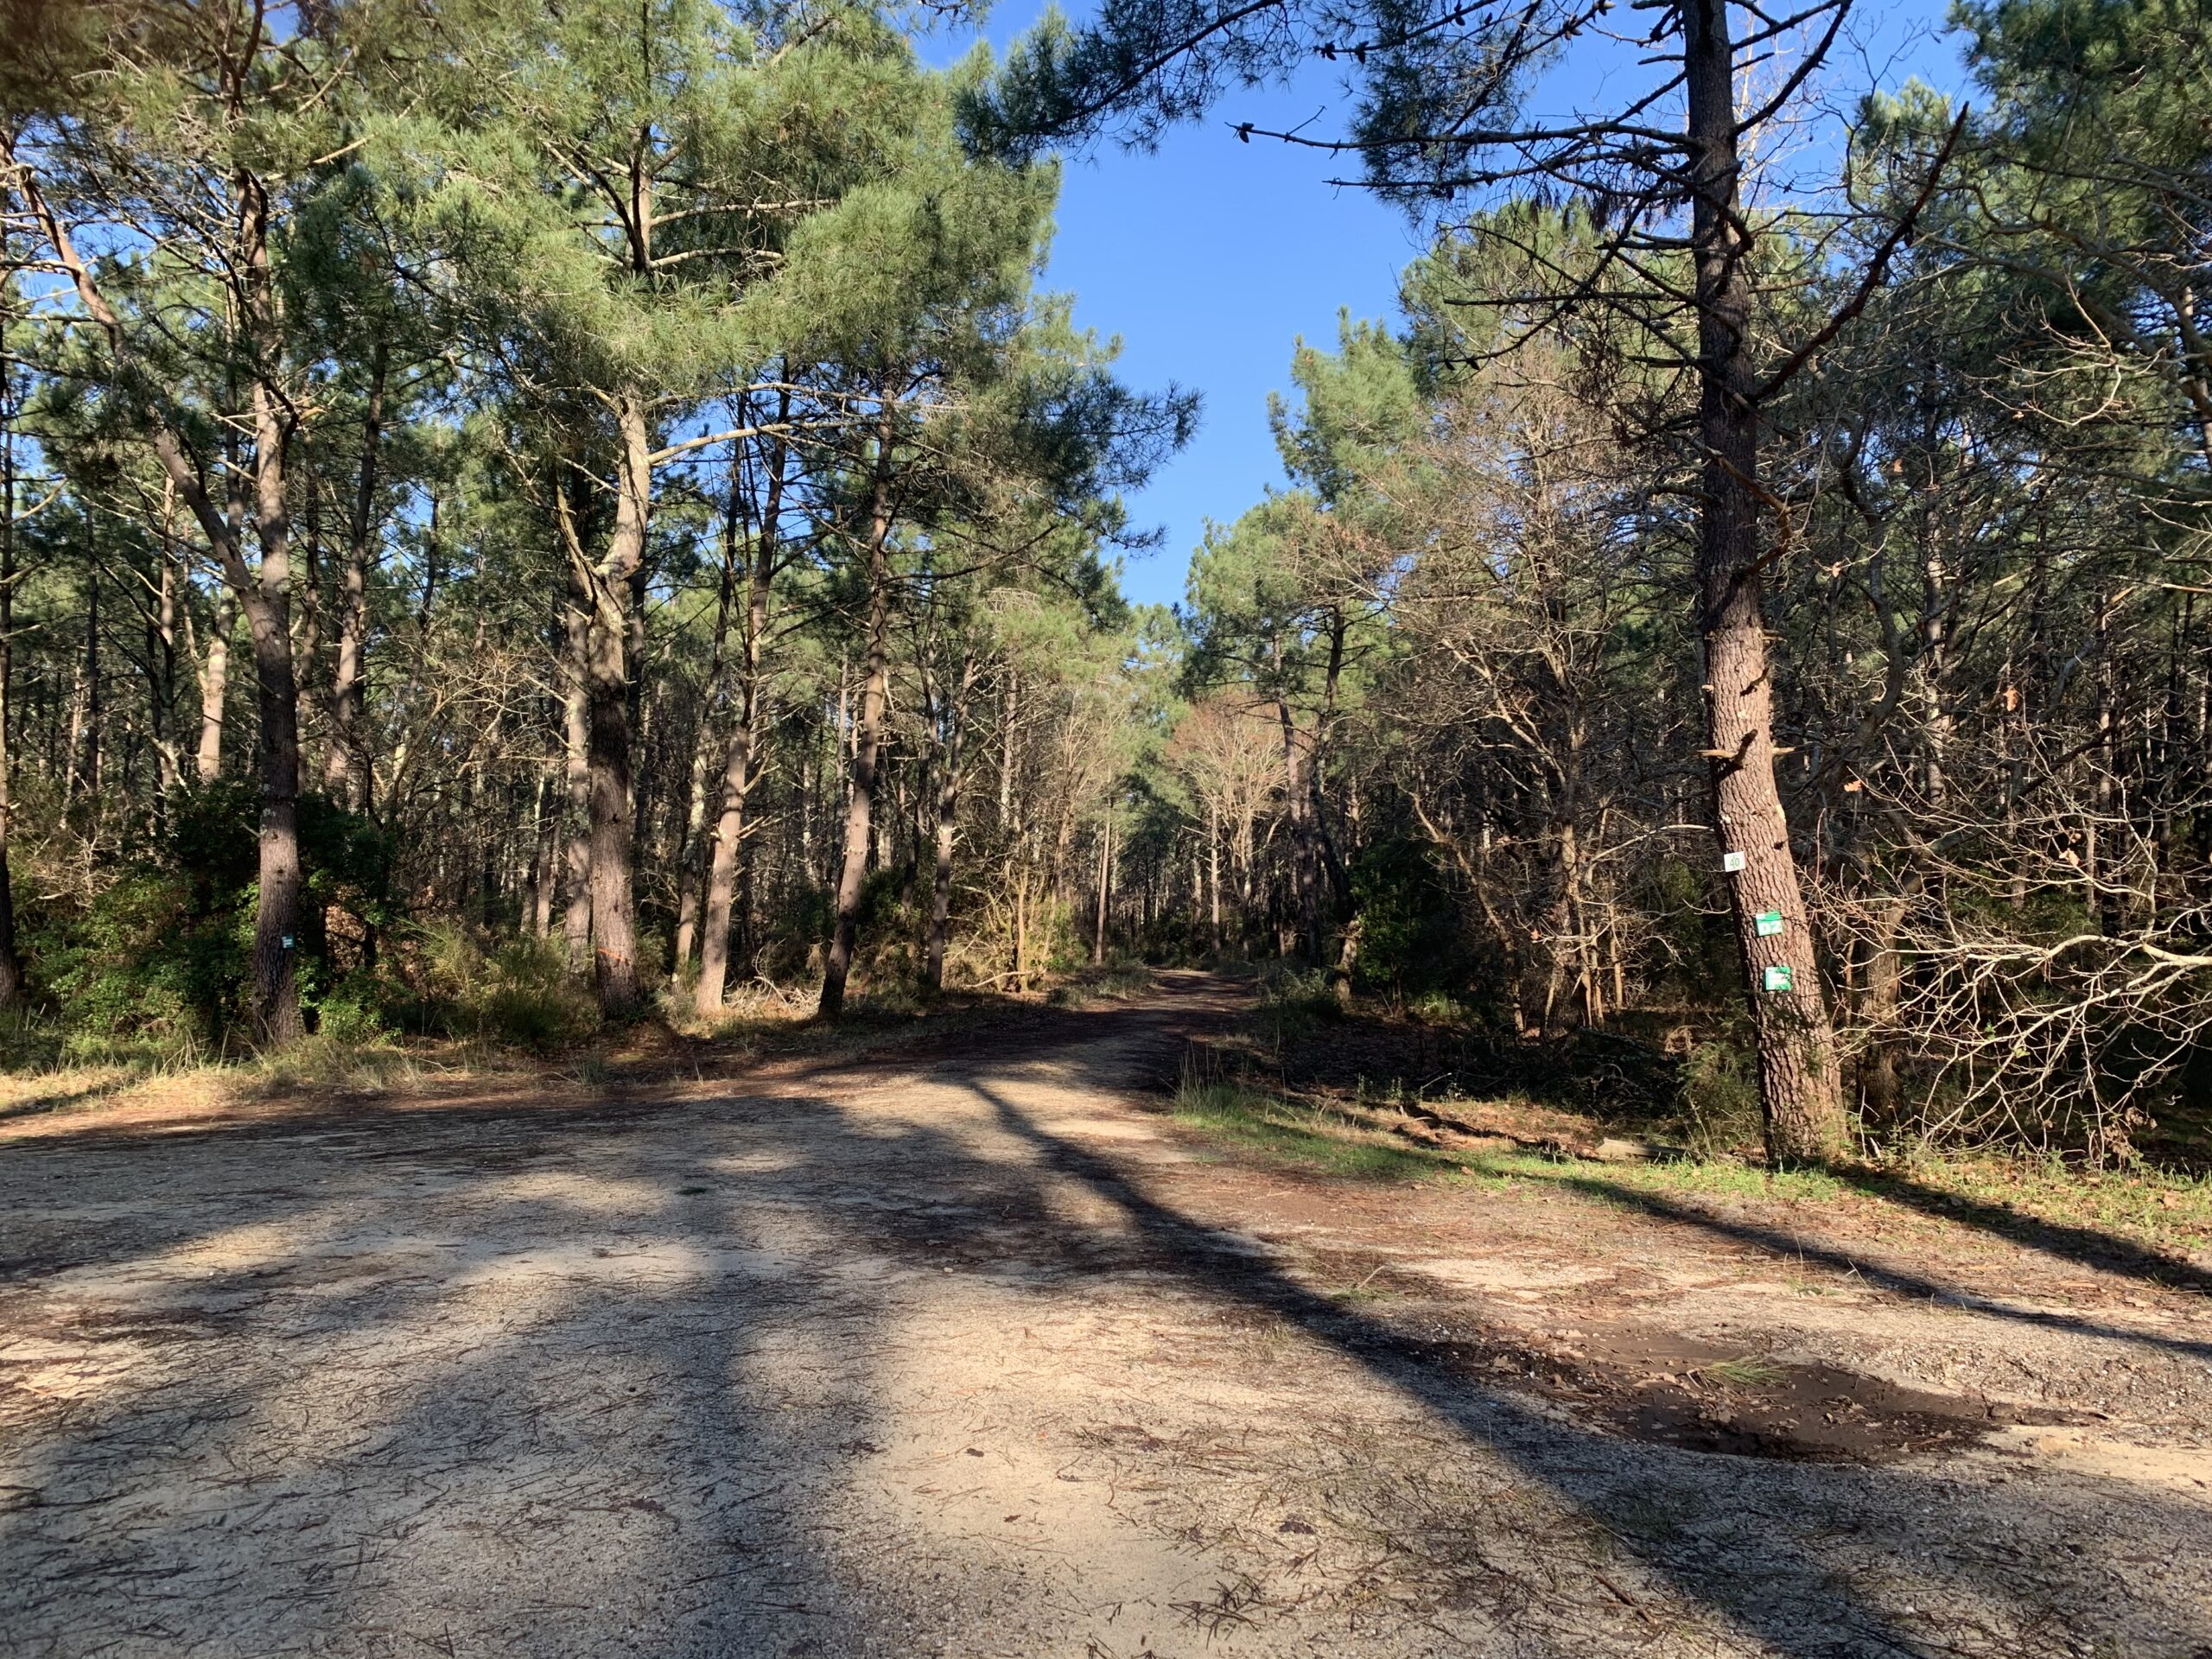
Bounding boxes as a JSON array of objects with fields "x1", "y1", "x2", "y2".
[
  {"x1": 193, "y1": 586, "x2": 234, "y2": 784},
  {"x1": 558, "y1": 580, "x2": 594, "y2": 966},
  {"x1": 1684, "y1": 0, "x2": 1844, "y2": 1160},
  {"x1": 924, "y1": 652, "x2": 976, "y2": 994},
  {"x1": 0, "y1": 333, "x2": 22, "y2": 1007},
  {"x1": 697, "y1": 429, "x2": 785, "y2": 1015},
  {"x1": 576, "y1": 391, "x2": 651, "y2": 1016},
  {"x1": 324, "y1": 337, "x2": 385, "y2": 809},
  {"x1": 820, "y1": 420, "x2": 894, "y2": 1021}
]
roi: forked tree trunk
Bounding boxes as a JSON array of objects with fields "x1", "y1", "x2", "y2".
[
  {"x1": 819, "y1": 423, "x2": 895, "y2": 1022},
  {"x1": 1683, "y1": 0, "x2": 1845, "y2": 1160},
  {"x1": 22, "y1": 151, "x2": 308, "y2": 1046}
]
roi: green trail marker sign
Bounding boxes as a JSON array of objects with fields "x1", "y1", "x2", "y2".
[
  {"x1": 1754, "y1": 910, "x2": 1784, "y2": 938},
  {"x1": 1762, "y1": 963, "x2": 1795, "y2": 993}
]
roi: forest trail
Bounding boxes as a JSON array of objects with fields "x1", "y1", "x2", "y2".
[{"x1": 2, "y1": 972, "x2": 2208, "y2": 1658}]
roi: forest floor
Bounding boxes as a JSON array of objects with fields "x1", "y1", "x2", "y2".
[{"x1": 3, "y1": 971, "x2": 2209, "y2": 1658}]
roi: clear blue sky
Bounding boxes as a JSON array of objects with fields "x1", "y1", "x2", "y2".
[{"x1": 931, "y1": 4, "x2": 1973, "y2": 608}]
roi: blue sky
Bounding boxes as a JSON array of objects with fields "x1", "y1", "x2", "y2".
[{"x1": 934, "y1": 4, "x2": 1974, "y2": 608}]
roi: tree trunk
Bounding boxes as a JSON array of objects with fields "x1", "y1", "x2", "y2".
[
  {"x1": 0, "y1": 344, "x2": 23, "y2": 1007},
  {"x1": 924, "y1": 653, "x2": 976, "y2": 994},
  {"x1": 14, "y1": 153, "x2": 305, "y2": 1041},
  {"x1": 529, "y1": 771, "x2": 556, "y2": 937},
  {"x1": 674, "y1": 526, "x2": 739, "y2": 989},
  {"x1": 559, "y1": 583, "x2": 594, "y2": 966},
  {"x1": 1208, "y1": 802, "x2": 1223, "y2": 954},
  {"x1": 1684, "y1": 0, "x2": 1845, "y2": 1161},
  {"x1": 244, "y1": 379, "x2": 304, "y2": 1046},
  {"x1": 195, "y1": 585, "x2": 233, "y2": 784},
  {"x1": 149, "y1": 518, "x2": 181, "y2": 795},
  {"x1": 697, "y1": 428, "x2": 785, "y2": 1015},
  {"x1": 67, "y1": 562, "x2": 99, "y2": 804},
  {"x1": 820, "y1": 419, "x2": 895, "y2": 1021},
  {"x1": 1858, "y1": 893, "x2": 1909, "y2": 1130},
  {"x1": 582, "y1": 393, "x2": 652, "y2": 1017},
  {"x1": 324, "y1": 338, "x2": 385, "y2": 809},
  {"x1": 1093, "y1": 808, "x2": 1113, "y2": 964},
  {"x1": 1274, "y1": 691, "x2": 1325, "y2": 960}
]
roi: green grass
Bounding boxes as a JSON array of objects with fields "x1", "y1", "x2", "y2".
[
  {"x1": 1847, "y1": 1153, "x2": 2212, "y2": 1257},
  {"x1": 1049, "y1": 962, "x2": 1155, "y2": 1007},
  {"x1": 1164, "y1": 1074, "x2": 2211, "y2": 1261},
  {"x1": 1171, "y1": 1078, "x2": 1468, "y2": 1183},
  {"x1": 1698, "y1": 1355, "x2": 1783, "y2": 1388}
]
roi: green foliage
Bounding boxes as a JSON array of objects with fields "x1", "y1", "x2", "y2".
[
  {"x1": 24, "y1": 784, "x2": 397, "y2": 1049},
  {"x1": 1348, "y1": 836, "x2": 1473, "y2": 1000},
  {"x1": 384, "y1": 925, "x2": 599, "y2": 1052},
  {"x1": 1678, "y1": 1030, "x2": 1764, "y2": 1160}
]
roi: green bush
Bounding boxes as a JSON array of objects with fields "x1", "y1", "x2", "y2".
[
  {"x1": 386, "y1": 925, "x2": 599, "y2": 1052},
  {"x1": 22, "y1": 781, "x2": 398, "y2": 1049},
  {"x1": 1679, "y1": 1028, "x2": 1762, "y2": 1157},
  {"x1": 1349, "y1": 836, "x2": 1474, "y2": 998}
]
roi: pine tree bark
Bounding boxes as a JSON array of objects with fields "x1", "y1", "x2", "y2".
[
  {"x1": 243, "y1": 377, "x2": 304, "y2": 1046},
  {"x1": 559, "y1": 581, "x2": 594, "y2": 965},
  {"x1": 149, "y1": 515, "x2": 181, "y2": 795},
  {"x1": 819, "y1": 419, "x2": 895, "y2": 1021},
  {"x1": 1683, "y1": 0, "x2": 1845, "y2": 1161},
  {"x1": 924, "y1": 652, "x2": 976, "y2": 993},
  {"x1": 0, "y1": 343, "x2": 23, "y2": 1007},
  {"x1": 194, "y1": 585, "x2": 233, "y2": 784},
  {"x1": 324, "y1": 338, "x2": 385, "y2": 809},
  {"x1": 12, "y1": 146, "x2": 306, "y2": 1043},
  {"x1": 697, "y1": 430, "x2": 786, "y2": 1014},
  {"x1": 580, "y1": 393, "x2": 652, "y2": 1017},
  {"x1": 1092, "y1": 807, "x2": 1112, "y2": 964}
]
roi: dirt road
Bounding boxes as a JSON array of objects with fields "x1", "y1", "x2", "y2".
[{"x1": 3, "y1": 974, "x2": 2209, "y2": 1657}]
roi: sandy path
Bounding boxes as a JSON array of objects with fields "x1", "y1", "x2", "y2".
[{"x1": 3, "y1": 973, "x2": 2209, "y2": 1657}]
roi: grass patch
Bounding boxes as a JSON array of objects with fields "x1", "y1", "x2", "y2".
[
  {"x1": 1165, "y1": 1065, "x2": 2212, "y2": 1269},
  {"x1": 1698, "y1": 1355, "x2": 1783, "y2": 1388},
  {"x1": 245, "y1": 1033, "x2": 421, "y2": 1096},
  {"x1": 1846, "y1": 1153, "x2": 2212, "y2": 1258},
  {"x1": 1171, "y1": 1074, "x2": 1468, "y2": 1183},
  {"x1": 1049, "y1": 962, "x2": 1154, "y2": 1007}
]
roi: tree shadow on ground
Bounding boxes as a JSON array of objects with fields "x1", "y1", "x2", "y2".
[
  {"x1": 0, "y1": 1076, "x2": 139, "y2": 1125},
  {"x1": 1818, "y1": 1163, "x2": 2212, "y2": 1299},
  {"x1": 0, "y1": 994, "x2": 2201, "y2": 1657},
  {"x1": 1537, "y1": 1171, "x2": 2212, "y2": 1363}
]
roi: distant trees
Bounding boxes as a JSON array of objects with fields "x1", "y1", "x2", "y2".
[
  {"x1": 959, "y1": 0, "x2": 2211, "y2": 1161},
  {"x1": 0, "y1": 0, "x2": 1186, "y2": 1046},
  {"x1": 1, "y1": 0, "x2": 2205, "y2": 1166}
]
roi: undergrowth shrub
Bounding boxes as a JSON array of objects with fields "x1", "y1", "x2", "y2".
[
  {"x1": 20, "y1": 781, "x2": 397, "y2": 1052},
  {"x1": 385, "y1": 925, "x2": 599, "y2": 1052},
  {"x1": 1678, "y1": 1027, "x2": 1762, "y2": 1157},
  {"x1": 1256, "y1": 961, "x2": 1342, "y2": 1023}
]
